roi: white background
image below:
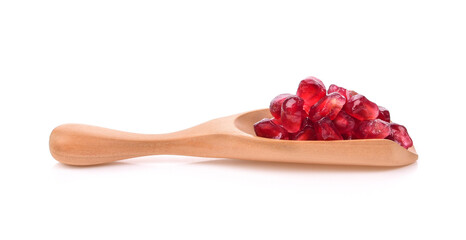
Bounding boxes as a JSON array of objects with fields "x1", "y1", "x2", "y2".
[{"x1": 1, "y1": 1, "x2": 465, "y2": 239}]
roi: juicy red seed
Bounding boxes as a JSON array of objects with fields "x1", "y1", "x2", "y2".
[
  {"x1": 347, "y1": 90, "x2": 358, "y2": 98},
  {"x1": 281, "y1": 95, "x2": 306, "y2": 133},
  {"x1": 291, "y1": 125, "x2": 317, "y2": 140},
  {"x1": 314, "y1": 117, "x2": 343, "y2": 140},
  {"x1": 387, "y1": 123, "x2": 413, "y2": 149},
  {"x1": 377, "y1": 106, "x2": 391, "y2": 122},
  {"x1": 308, "y1": 92, "x2": 346, "y2": 122},
  {"x1": 269, "y1": 93, "x2": 293, "y2": 119},
  {"x1": 333, "y1": 110, "x2": 357, "y2": 134},
  {"x1": 272, "y1": 117, "x2": 282, "y2": 125},
  {"x1": 341, "y1": 132, "x2": 354, "y2": 140},
  {"x1": 328, "y1": 84, "x2": 350, "y2": 100},
  {"x1": 301, "y1": 117, "x2": 311, "y2": 128},
  {"x1": 355, "y1": 119, "x2": 390, "y2": 139},
  {"x1": 296, "y1": 76, "x2": 326, "y2": 113},
  {"x1": 328, "y1": 84, "x2": 358, "y2": 100},
  {"x1": 253, "y1": 118, "x2": 289, "y2": 140},
  {"x1": 344, "y1": 94, "x2": 379, "y2": 120}
]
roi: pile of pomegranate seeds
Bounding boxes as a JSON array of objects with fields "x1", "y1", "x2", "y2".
[{"x1": 254, "y1": 76, "x2": 414, "y2": 149}]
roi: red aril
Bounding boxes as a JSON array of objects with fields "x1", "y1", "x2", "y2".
[
  {"x1": 328, "y1": 84, "x2": 348, "y2": 100},
  {"x1": 341, "y1": 132, "x2": 355, "y2": 140},
  {"x1": 291, "y1": 117, "x2": 316, "y2": 140},
  {"x1": 314, "y1": 117, "x2": 343, "y2": 140},
  {"x1": 296, "y1": 76, "x2": 326, "y2": 112},
  {"x1": 281, "y1": 95, "x2": 306, "y2": 133},
  {"x1": 254, "y1": 118, "x2": 289, "y2": 140},
  {"x1": 344, "y1": 94, "x2": 379, "y2": 120},
  {"x1": 347, "y1": 90, "x2": 358, "y2": 98},
  {"x1": 333, "y1": 110, "x2": 357, "y2": 134},
  {"x1": 328, "y1": 84, "x2": 359, "y2": 101},
  {"x1": 272, "y1": 117, "x2": 282, "y2": 125},
  {"x1": 308, "y1": 92, "x2": 346, "y2": 122},
  {"x1": 377, "y1": 106, "x2": 391, "y2": 122},
  {"x1": 355, "y1": 119, "x2": 390, "y2": 139},
  {"x1": 291, "y1": 124, "x2": 316, "y2": 140},
  {"x1": 269, "y1": 93, "x2": 293, "y2": 119},
  {"x1": 387, "y1": 123, "x2": 413, "y2": 149}
]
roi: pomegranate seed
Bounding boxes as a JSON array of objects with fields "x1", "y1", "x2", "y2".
[
  {"x1": 301, "y1": 117, "x2": 311, "y2": 127},
  {"x1": 269, "y1": 93, "x2": 293, "y2": 119},
  {"x1": 281, "y1": 95, "x2": 306, "y2": 133},
  {"x1": 315, "y1": 117, "x2": 343, "y2": 140},
  {"x1": 272, "y1": 117, "x2": 282, "y2": 125},
  {"x1": 291, "y1": 124, "x2": 317, "y2": 140},
  {"x1": 308, "y1": 92, "x2": 346, "y2": 122},
  {"x1": 254, "y1": 118, "x2": 289, "y2": 140},
  {"x1": 328, "y1": 84, "x2": 351, "y2": 100},
  {"x1": 291, "y1": 117, "x2": 315, "y2": 140},
  {"x1": 347, "y1": 90, "x2": 358, "y2": 98},
  {"x1": 344, "y1": 94, "x2": 379, "y2": 120},
  {"x1": 377, "y1": 106, "x2": 391, "y2": 122},
  {"x1": 355, "y1": 119, "x2": 390, "y2": 139},
  {"x1": 387, "y1": 123, "x2": 413, "y2": 149},
  {"x1": 328, "y1": 84, "x2": 358, "y2": 100},
  {"x1": 342, "y1": 132, "x2": 354, "y2": 140},
  {"x1": 296, "y1": 76, "x2": 326, "y2": 112},
  {"x1": 333, "y1": 110, "x2": 357, "y2": 134}
]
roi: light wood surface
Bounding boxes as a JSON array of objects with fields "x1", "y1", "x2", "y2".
[{"x1": 49, "y1": 109, "x2": 418, "y2": 166}]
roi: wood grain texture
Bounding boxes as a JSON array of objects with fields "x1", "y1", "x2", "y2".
[{"x1": 50, "y1": 109, "x2": 418, "y2": 166}]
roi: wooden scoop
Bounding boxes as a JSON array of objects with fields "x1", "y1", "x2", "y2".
[{"x1": 49, "y1": 109, "x2": 418, "y2": 166}]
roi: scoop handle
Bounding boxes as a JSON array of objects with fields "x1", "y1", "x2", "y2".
[{"x1": 49, "y1": 123, "x2": 222, "y2": 166}]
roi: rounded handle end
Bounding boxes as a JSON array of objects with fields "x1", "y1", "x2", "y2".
[{"x1": 49, "y1": 124, "x2": 143, "y2": 166}]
